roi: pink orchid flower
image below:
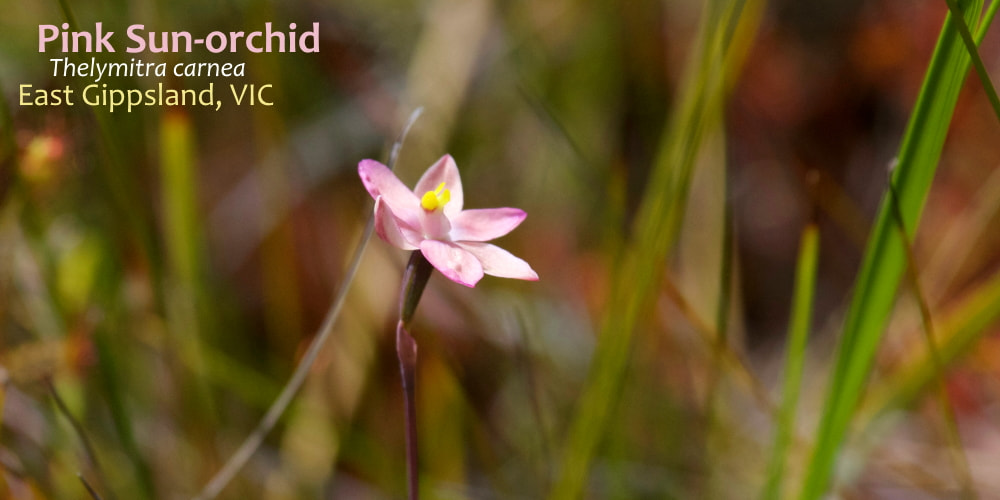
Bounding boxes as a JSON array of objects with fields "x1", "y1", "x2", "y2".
[{"x1": 359, "y1": 155, "x2": 539, "y2": 287}]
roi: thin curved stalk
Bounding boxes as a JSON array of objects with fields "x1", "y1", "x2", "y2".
[{"x1": 193, "y1": 108, "x2": 423, "y2": 500}]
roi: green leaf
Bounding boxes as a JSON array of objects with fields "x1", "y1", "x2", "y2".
[
  {"x1": 799, "y1": 1, "x2": 987, "y2": 498},
  {"x1": 762, "y1": 224, "x2": 819, "y2": 500}
]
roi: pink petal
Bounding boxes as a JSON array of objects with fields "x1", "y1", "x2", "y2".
[
  {"x1": 414, "y1": 155, "x2": 463, "y2": 217},
  {"x1": 417, "y1": 208, "x2": 452, "y2": 241},
  {"x1": 358, "y1": 159, "x2": 421, "y2": 228},
  {"x1": 458, "y1": 242, "x2": 538, "y2": 281},
  {"x1": 449, "y1": 208, "x2": 526, "y2": 242},
  {"x1": 420, "y1": 240, "x2": 484, "y2": 287},
  {"x1": 374, "y1": 197, "x2": 421, "y2": 250}
]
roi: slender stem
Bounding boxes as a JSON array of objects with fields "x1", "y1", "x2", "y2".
[
  {"x1": 79, "y1": 474, "x2": 104, "y2": 500},
  {"x1": 397, "y1": 322, "x2": 419, "y2": 500},
  {"x1": 196, "y1": 217, "x2": 373, "y2": 500},
  {"x1": 395, "y1": 251, "x2": 434, "y2": 500},
  {"x1": 47, "y1": 379, "x2": 114, "y2": 500},
  {"x1": 943, "y1": 0, "x2": 1000, "y2": 128},
  {"x1": 194, "y1": 108, "x2": 423, "y2": 500},
  {"x1": 887, "y1": 181, "x2": 976, "y2": 498}
]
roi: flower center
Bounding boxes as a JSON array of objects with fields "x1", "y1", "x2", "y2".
[{"x1": 420, "y1": 182, "x2": 451, "y2": 212}]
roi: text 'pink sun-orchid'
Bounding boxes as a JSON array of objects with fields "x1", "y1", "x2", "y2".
[{"x1": 359, "y1": 155, "x2": 538, "y2": 287}]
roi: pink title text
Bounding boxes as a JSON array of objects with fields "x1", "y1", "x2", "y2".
[{"x1": 38, "y1": 22, "x2": 320, "y2": 53}]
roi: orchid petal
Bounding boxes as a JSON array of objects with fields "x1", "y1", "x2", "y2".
[
  {"x1": 450, "y1": 208, "x2": 526, "y2": 242},
  {"x1": 374, "y1": 197, "x2": 420, "y2": 250},
  {"x1": 420, "y1": 240, "x2": 484, "y2": 287},
  {"x1": 418, "y1": 208, "x2": 452, "y2": 241},
  {"x1": 458, "y1": 242, "x2": 538, "y2": 281},
  {"x1": 414, "y1": 155, "x2": 463, "y2": 217},
  {"x1": 358, "y1": 159, "x2": 421, "y2": 227}
]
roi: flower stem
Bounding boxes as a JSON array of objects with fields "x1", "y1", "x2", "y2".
[
  {"x1": 396, "y1": 251, "x2": 433, "y2": 500},
  {"x1": 397, "y1": 322, "x2": 419, "y2": 500},
  {"x1": 193, "y1": 108, "x2": 423, "y2": 500}
]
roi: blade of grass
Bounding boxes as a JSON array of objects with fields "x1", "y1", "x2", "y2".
[
  {"x1": 762, "y1": 224, "x2": 819, "y2": 500},
  {"x1": 47, "y1": 379, "x2": 115, "y2": 500},
  {"x1": 547, "y1": 2, "x2": 764, "y2": 496},
  {"x1": 0, "y1": 76, "x2": 15, "y2": 172},
  {"x1": 79, "y1": 474, "x2": 104, "y2": 500},
  {"x1": 863, "y1": 266, "x2": 1000, "y2": 423},
  {"x1": 702, "y1": 169, "x2": 735, "y2": 498},
  {"x1": 798, "y1": 1, "x2": 986, "y2": 497},
  {"x1": 159, "y1": 110, "x2": 218, "y2": 427},
  {"x1": 160, "y1": 111, "x2": 203, "y2": 296},
  {"x1": 90, "y1": 272, "x2": 156, "y2": 499},
  {"x1": 48, "y1": 4, "x2": 165, "y2": 492},
  {"x1": 93, "y1": 298, "x2": 156, "y2": 499},
  {"x1": 53, "y1": 0, "x2": 166, "y2": 306},
  {"x1": 976, "y1": 0, "x2": 1000, "y2": 41},
  {"x1": 887, "y1": 181, "x2": 975, "y2": 498},
  {"x1": 945, "y1": 0, "x2": 1000, "y2": 124}
]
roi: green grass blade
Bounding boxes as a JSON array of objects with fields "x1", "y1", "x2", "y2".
[
  {"x1": 702, "y1": 167, "x2": 735, "y2": 498},
  {"x1": 547, "y1": 1, "x2": 764, "y2": 498},
  {"x1": 888, "y1": 180, "x2": 976, "y2": 497},
  {"x1": 53, "y1": 0, "x2": 168, "y2": 321},
  {"x1": 159, "y1": 110, "x2": 220, "y2": 429},
  {"x1": 762, "y1": 224, "x2": 819, "y2": 500},
  {"x1": 799, "y1": 1, "x2": 986, "y2": 498},
  {"x1": 864, "y1": 268, "x2": 1000, "y2": 421},
  {"x1": 91, "y1": 268, "x2": 156, "y2": 499},
  {"x1": 945, "y1": 0, "x2": 1000, "y2": 124},
  {"x1": 160, "y1": 111, "x2": 203, "y2": 288},
  {"x1": 977, "y1": 0, "x2": 1000, "y2": 40}
]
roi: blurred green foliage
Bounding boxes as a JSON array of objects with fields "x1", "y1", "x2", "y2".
[{"x1": 2, "y1": 0, "x2": 1000, "y2": 499}]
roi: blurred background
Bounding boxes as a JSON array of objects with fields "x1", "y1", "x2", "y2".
[{"x1": 3, "y1": 0, "x2": 1000, "y2": 498}]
